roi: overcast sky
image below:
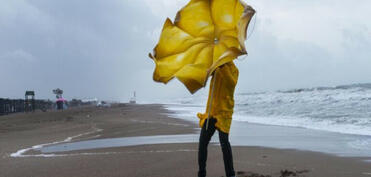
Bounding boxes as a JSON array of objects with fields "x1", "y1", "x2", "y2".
[{"x1": 0, "y1": 0, "x2": 370, "y2": 102}]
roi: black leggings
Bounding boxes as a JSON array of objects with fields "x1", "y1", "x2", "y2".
[{"x1": 198, "y1": 118, "x2": 235, "y2": 177}]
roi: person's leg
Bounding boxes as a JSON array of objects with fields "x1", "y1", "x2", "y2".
[
  {"x1": 198, "y1": 118, "x2": 217, "y2": 177},
  {"x1": 218, "y1": 130, "x2": 235, "y2": 177}
]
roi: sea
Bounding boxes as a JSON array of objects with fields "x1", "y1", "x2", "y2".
[
  {"x1": 154, "y1": 83, "x2": 371, "y2": 136},
  {"x1": 12, "y1": 83, "x2": 371, "y2": 158},
  {"x1": 143, "y1": 83, "x2": 371, "y2": 157}
]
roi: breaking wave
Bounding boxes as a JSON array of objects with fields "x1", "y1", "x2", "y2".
[{"x1": 163, "y1": 83, "x2": 371, "y2": 136}]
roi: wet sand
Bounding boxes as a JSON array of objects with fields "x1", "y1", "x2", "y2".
[{"x1": 0, "y1": 104, "x2": 370, "y2": 177}]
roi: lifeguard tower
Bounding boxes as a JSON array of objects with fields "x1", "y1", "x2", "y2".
[{"x1": 25, "y1": 91, "x2": 35, "y2": 112}]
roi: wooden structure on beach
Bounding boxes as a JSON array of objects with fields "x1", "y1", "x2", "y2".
[
  {"x1": 0, "y1": 97, "x2": 53, "y2": 116},
  {"x1": 25, "y1": 91, "x2": 35, "y2": 112},
  {"x1": 0, "y1": 98, "x2": 26, "y2": 115}
]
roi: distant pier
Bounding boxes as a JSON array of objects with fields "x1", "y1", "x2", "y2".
[{"x1": 0, "y1": 98, "x2": 53, "y2": 116}]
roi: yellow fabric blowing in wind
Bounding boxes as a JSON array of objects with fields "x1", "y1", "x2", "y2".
[
  {"x1": 149, "y1": 0, "x2": 255, "y2": 94},
  {"x1": 197, "y1": 62, "x2": 239, "y2": 133}
]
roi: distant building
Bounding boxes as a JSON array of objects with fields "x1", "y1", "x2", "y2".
[{"x1": 129, "y1": 92, "x2": 136, "y2": 104}]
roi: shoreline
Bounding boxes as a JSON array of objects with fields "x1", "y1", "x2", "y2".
[
  {"x1": 164, "y1": 103, "x2": 371, "y2": 159},
  {"x1": 1, "y1": 104, "x2": 370, "y2": 177},
  {"x1": 163, "y1": 103, "x2": 371, "y2": 136}
]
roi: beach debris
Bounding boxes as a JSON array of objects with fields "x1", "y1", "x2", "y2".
[
  {"x1": 279, "y1": 169, "x2": 309, "y2": 177},
  {"x1": 232, "y1": 169, "x2": 310, "y2": 177},
  {"x1": 234, "y1": 171, "x2": 271, "y2": 177}
]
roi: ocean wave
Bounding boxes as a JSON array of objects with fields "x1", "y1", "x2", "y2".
[{"x1": 159, "y1": 83, "x2": 371, "y2": 136}]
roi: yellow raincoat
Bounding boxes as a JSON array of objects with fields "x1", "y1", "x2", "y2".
[
  {"x1": 197, "y1": 62, "x2": 238, "y2": 133},
  {"x1": 149, "y1": 0, "x2": 255, "y2": 133}
]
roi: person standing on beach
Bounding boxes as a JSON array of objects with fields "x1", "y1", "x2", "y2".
[
  {"x1": 197, "y1": 62, "x2": 239, "y2": 177},
  {"x1": 148, "y1": 1, "x2": 255, "y2": 176}
]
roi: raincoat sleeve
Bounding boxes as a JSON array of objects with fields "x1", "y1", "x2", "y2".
[{"x1": 197, "y1": 61, "x2": 239, "y2": 133}]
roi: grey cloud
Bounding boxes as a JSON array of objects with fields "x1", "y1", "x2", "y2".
[{"x1": 0, "y1": 0, "x2": 370, "y2": 102}]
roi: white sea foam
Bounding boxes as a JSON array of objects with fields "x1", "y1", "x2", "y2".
[
  {"x1": 159, "y1": 84, "x2": 371, "y2": 136},
  {"x1": 347, "y1": 138, "x2": 371, "y2": 151},
  {"x1": 11, "y1": 127, "x2": 102, "y2": 158},
  {"x1": 8, "y1": 149, "x2": 197, "y2": 158}
]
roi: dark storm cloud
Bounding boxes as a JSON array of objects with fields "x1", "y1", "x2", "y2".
[
  {"x1": 0, "y1": 0, "x2": 163, "y2": 100},
  {"x1": 0, "y1": 0, "x2": 370, "y2": 102}
]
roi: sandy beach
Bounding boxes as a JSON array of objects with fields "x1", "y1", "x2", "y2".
[{"x1": 1, "y1": 104, "x2": 370, "y2": 177}]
